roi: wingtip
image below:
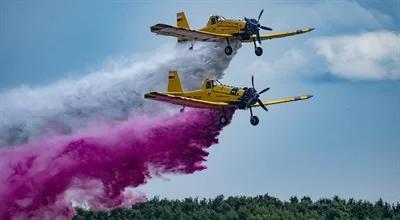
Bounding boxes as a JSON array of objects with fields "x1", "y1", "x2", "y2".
[
  {"x1": 144, "y1": 92, "x2": 158, "y2": 99},
  {"x1": 299, "y1": 95, "x2": 313, "y2": 100},
  {"x1": 144, "y1": 93, "x2": 152, "y2": 99},
  {"x1": 298, "y1": 27, "x2": 315, "y2": 34}
]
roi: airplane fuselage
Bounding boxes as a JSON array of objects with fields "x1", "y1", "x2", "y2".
[
  {"x1": 199, "y1": 17, "x2": 252, "y2": 40},
  {"x1": 200, "y1": 20, "x2": 245, "y2": 34},
  {"x1": 167, "y1": 83, "x2": 256, "y2": 110}
]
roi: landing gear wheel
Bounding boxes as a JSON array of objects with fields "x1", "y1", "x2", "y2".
[
  {"x1": 255, "y1": 47, "x2": 263, "y2": 56},
  {"x1": 224, "y1": 45, "x2": 233, "y2": 56},
  {"x1": 219, "y1": 115, "x2": 228, "y2": 126},
  {"x1": 250, "y1": 116, "x2": 259, "y2": 126}
]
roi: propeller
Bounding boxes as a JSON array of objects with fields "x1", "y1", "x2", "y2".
[
  {"x1": 260, "y1": 26, "x2": 273, "y2": 31},
  {"x1": 246, "y1": 75, "x2": 270, "y2": 112},
  {"x1": 257, "y1": 9, "x2": 264, "y2": 22},
  {"x1": 244, "y1": 9, "x2": 273, "y2": 44}
]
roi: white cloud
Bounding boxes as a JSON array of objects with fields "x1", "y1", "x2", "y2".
[
  {"x1": 247, "y1": 48, "x2": 317, "y2": 82},
  {"x1": 236, "y1": 0, "x2": 398, "y2": 82},
  {"x1": 314, "y1": 31, "x2": 400, "y2": 80},
  {"x1": 246, "y1": 31, "x2": 399, "y2": 82}
]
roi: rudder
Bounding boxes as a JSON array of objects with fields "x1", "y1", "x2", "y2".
[
  {"x1": 177, "y1": 12, "x2": 190, "y2": 42},
  {"x1": 167, "y1": 70, "x2": 183, "y2": 93},
  {"x1": 177, "y1": 12, "x2": 190, "y2": 29}
]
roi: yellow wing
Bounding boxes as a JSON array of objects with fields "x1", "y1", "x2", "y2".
[
  {"x1": 242, "y1": 27, "x2": 314, "y2": 43},
  {"x1": 144, "y1": 92, "x2": 231, "y2": 109},
  {"x1": 252, "y1": 95, "x2": 313, "y2": 107},
  {"x1": 151, "y1": 24, "x2": 232, "y2": 42}
]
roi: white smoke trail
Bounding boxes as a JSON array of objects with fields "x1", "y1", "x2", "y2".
[{"x1": 0, "y1": 42, "x2": 241, "y2": 147}]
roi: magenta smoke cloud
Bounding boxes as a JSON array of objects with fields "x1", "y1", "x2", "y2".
[
  {"x1": 0, "y1": 42, "x2": 240, "y2": 219},
  {"x1": 0, "y1": 109, "x2": 234, "y2": 219}
]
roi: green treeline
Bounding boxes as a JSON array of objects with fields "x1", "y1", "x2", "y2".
[{"x1": 74, "y1": 194, "x2": 400, "y2": 220}]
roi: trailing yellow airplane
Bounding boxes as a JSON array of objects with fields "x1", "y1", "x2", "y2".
[
  {"x1": 145, "y1": 70, "x2": 312, "y2": 126},
  {"x1": 150, "y1": 10, "x2": 314, "y2": 56}
]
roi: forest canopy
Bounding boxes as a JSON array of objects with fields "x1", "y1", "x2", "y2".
[{"x1": 74, "y1": 194, "x2": 400, "y2": 220}]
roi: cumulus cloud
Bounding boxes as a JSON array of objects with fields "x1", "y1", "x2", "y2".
[
  {"x1": 242, "y1": 1, "x2": 398, "y2": 82},
  {"x1": 246, "y1": 31, "x2": 399, "y2": 82},
  {"x1": 314, "y1": 31, "x2": 400, "y2": 80},
  {"x1": 248, "y1": 48, "x2": 317, "y2": 81}
]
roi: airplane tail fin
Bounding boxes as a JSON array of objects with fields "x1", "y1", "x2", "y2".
[
  {"x1": 177, "y1": 12, "x2": 189, "y2": 42},
  {"x1": 177, "y1": 12, "x2": 190, "y2": 29},
  {"x1": 167, "y1": 70, "x2": 183, "y2": 93}
]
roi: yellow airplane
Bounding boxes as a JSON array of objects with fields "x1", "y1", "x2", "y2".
[
  {"x1": 145, "y1": 70, "x2": 312, "y2": 126},
  {"x1": 150, "y1": 10, "x2": 314, "y2": 56}
]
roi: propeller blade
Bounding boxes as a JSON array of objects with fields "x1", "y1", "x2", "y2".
[
  {"x1": 260, "y1": 26, "x2": 273, "y2": 31},
  {"x1": 251, "y1": 75, "x2": 255, "y2": 89},
  {"x1": 258, "y1": 9, "x2": 264, "y2": 22},
  {"x1": 257, "y1": 99, "x2": 268, "y2": 112},
  {"x1": 259, "y1": 87, "x2": 270, "y2": 94}
]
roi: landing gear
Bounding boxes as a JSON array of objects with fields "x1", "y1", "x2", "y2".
[
  {"x1": 219, "y1": 115, "x2": 228, "y2": 126},
  {"x1": 224, "y1": 38, "x2": 233, "y2": 56},
  {"x1": 253, "y1": 40, "x2": 263, "y2": 56},
  {"x1": 250, "y1": 116, "x2": 259, "y2": 126},
  {"x1": 249, "y1": 107, "x2": 259, "y2": 126},
  {"x1": 219, "y1": 107, "x2": 229, "y2": 126},
  {"x1": 255, "y1": 47, "x2": 263, "y2": 56}
]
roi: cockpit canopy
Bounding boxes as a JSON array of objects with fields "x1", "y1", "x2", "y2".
[
  {"x1": 205, "y1": 80, "x2": 215, "y2": 89},
  {"x1": 208, "y1": 15, "x2": 226, "y2": 25},
  {"x1": 203, "y1": 79, "x2": 224, "y2": 89}
]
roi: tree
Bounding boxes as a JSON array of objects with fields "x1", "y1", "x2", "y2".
[{"x1": 73, "y1": 195, "x2": 398, "y2": 220}]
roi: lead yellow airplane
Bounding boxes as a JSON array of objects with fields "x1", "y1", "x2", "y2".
[
  {"x1": 145, "y1": 70, "x2": 312, "y2": 126},
  {"x1": 151, "y1": 10, "x2": 314, "y2": 56}
]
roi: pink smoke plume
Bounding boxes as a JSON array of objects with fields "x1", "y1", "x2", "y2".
[{"x1": 0, "y1": 109, "x2": 234, "y2": 220}]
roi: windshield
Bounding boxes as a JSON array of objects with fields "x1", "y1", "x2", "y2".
[
  {"x1": 210, "y1": 15, "x2": 226, "y2": 25},
  {"x1": 218, "y1": 16, "x2": 226, "y2": 20}
]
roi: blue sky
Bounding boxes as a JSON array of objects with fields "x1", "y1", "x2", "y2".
[{"x1": 1, "y1": 0, "x2": 399, "y2": 203}]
